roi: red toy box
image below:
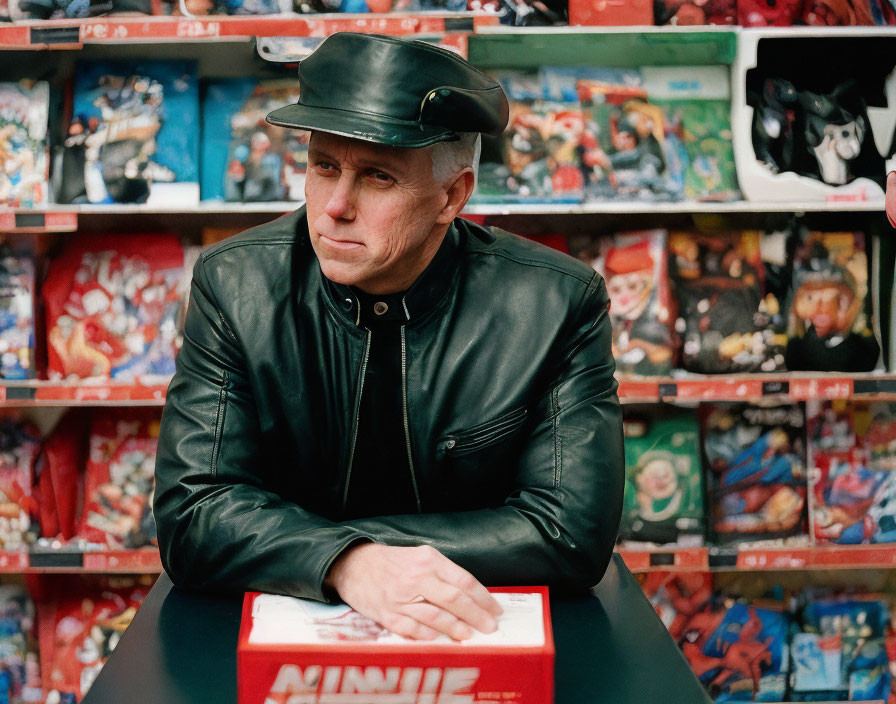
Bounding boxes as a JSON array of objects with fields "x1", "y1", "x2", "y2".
[
  {"x1": 569, "y1": 0, "x2": 652, "y2": 25},
  {"x1": 237, "y1": 587, "x2": 554, "y2": 704}
]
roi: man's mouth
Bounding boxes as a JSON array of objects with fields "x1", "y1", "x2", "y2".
[{"x1": 320, "y1": 235, "x2": 364, "y2": 250}]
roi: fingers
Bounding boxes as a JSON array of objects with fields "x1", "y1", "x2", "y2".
[
  {"x1": 382, "y1": 613, "x2": 441, "y2": 641},
  {"x1": 887, "y1": 170, "x2": 896, "y2": 228},
  {"x1": 434, "y1": 560, "x2": 504, "y2": 619},
  {"x1": 402, "y1": 601, "x2": 473, "y2": 641},
  {"x1": 420, "y1": 576, "x2": 500, "y2": 635}
]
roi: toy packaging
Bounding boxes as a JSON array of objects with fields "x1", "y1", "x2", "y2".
[
  {"x1": 9, "y1": 0, "x2": 155, "y2": 19},
  {"x1": 40, "y1": 578, "x2": 149, "y2": 702},
  {"x1": 57, "y1": 60, "x2": 199, "y2": 207},
  {"x1": 809, "y1": 401, "x2": 896, "y2": 545},
  {"x1": 739, "y1": 0, "x2": 805, "y2": 26},
  {"x1": 0, "y1": 585, "x2": 40, "y2": 704},
  {"x1": 680, "y1": 600, "x2": 789, "y2": 702},
  {"x1": 568, "y1": 0, "x2": 651, "y2": 25},
  {"x1": 785, "y1": 230, "x2": 880, "y2": 372},
  {"x1": 201, "y1": 78, "x2": 306, "y2": 203},
  {"x1": 43, "y1": 233, "x2": 189, "y2": 382},
  {"x1": 653, "y1": 0, "x2": 736, "y2": 25},
  {"x1": 620, "y1": 411, "x2": 703, "y2": 543},
  {"x1": 0, "y1": 417, "x2": 40, "y2": 553},
  {"x1": 35, "y1": 413, "x2": 89, "y2": 543},
  {"x1": 641, "y1": 67, "x2": 740, "y2": 202},
  {"x1": 238, "y1": 588, "x2": 555, "y2": 704},
  {"x1": 791, "y1": 597, "x2": 891, "y2": 701},
  {"x1": 581, "y1": 230, "x2": 676, "y2": 375},
  {"x1": 0, "y1": 251, "x2": 35, "y2": 381},
  {"x1": 703, "y1": 403, "x2": 808, "y2": 544},
  {"x1": 669, "y1": 230, "x2": 787, "y2": 374},
  {"x1": 640, "y1": 572, "x2": 714, "y2": 640},
  {"x1": 0, "y1": 81, "x2": 49, "y2": 209},
  {"x1": 78, "y1": 409, "x2": 160, "y2": 550}
]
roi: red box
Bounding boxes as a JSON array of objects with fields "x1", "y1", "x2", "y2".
[
  {"x1": 238, "y1": 587, "x2": 554, "y2": 704},
  {"x1": 569, "y1": 0, "x2": 652, "y2": 26}
]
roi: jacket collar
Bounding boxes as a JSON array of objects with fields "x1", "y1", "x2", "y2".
[{"x1": 300, "y1": 207, "x2": 487, "y2": 327}]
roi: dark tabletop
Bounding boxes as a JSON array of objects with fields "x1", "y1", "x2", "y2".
[{"x1": 81, "y1": 555, "x2": 710, "y2": 704}]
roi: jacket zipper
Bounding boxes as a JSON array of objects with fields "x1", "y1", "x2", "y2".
[
  {"x1": 438, "y1": 407, "x2": 528, "y2": 458},
  {"x1": 401, "y1": 325, "x2": 422, "y2": 512},
  {"x1": 341, "y1": 328, "x2": 372, "y2": 512}
]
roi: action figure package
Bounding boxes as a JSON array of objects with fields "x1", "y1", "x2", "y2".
[
  {"x1": 40, "y1": 577, "x2": 149, "y2": 702},
  {"x1": 791, "y1": 597, "x2": 892, "y2": 701},
  {"x1": 680, "y1": 600, "x2": 789, "y2": 702},
  {"x1": 568, "y1": 0, "x2": 650, "y2": 25},
  {"x1": 576, "y1": 76, "x2": 684, "y2": 202},
  {"x1": 0, "y1": 585, "x2": 40, "y2": 704},
  {"x1": 669, "y1": 230, "x2": 787, "y2": 374},
  {"x1": 36, "y1": 413, "x2": 89, "y2": 542},
  {"x1": 239, "y1": 588, "x2": 554, "y2": 704},
  {"x1": 0, "y1": 417, "x2": 41, "y2": 553},
  {"x1": 584, "y1": 230, "x2": 676, "y2": 375},
  {"x1": 641, "y1": 67, "x2": 740, "y2": 202},
  {"x1": 0, "y1": 251, "x2": 36, "y2": 381},
  {"x1": 201, "y1": 78, "x2": 306, "y2": 203},
  {"x1": 43, "y1": 233, "x2": 189, "y2": 381},
  {"x1": 640, "y1": 572, "x2": 713, "y2": 640},
  {"x1": 475, "y1": 93, "x2": 588, "y2": 204},
  {"x1": 0, "y1": 81, "x2": 49, "y2": 209},
  {"x1": 620, "y1": 411, "x2": 703, "y2": 543},
  {"x1": 809, "y1": 401, "x2": 896, "y2": 545},
  {"x1": 9, "y1": 0, "x2": 155, "y2": 19},
  {"x1": 77, "y1": 409, "x2": 159, "y2": 550},
  {"x1": 785, "y1": 230, "x2": 881, "y2": 372},
  {"x1": 702, "y1": 403, "x2": 808, "y2": 544},
  {"x1": 653, "y1": 0, "x2": 736, "y2": 24},
  {"x1": 57, "y1": 60, "x2": 199, "y2": 207}
]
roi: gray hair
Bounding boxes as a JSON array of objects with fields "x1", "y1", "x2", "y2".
[{"x1": 431, "y1": 132, "x2": 481, "y2": 186}]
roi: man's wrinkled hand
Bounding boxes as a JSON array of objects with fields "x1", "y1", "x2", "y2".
[{"x1": 324, "y1": 543, "x2": 503, "y2": 641}]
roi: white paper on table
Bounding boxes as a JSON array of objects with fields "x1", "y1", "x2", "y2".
[{"x1": 249, "y1": 592, "x2": 545, "y2": 647}]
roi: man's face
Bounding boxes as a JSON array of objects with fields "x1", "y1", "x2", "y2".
[{"x1": 305, "y1": 132, "x2": 451, "y2": 295}]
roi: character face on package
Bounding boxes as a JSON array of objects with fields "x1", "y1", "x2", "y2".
[
  {"x1": 60, "y1": 61, "x2": 198, "y2": 206},
  {"x1": 739, "y1": 0, "x2": 804, "y2": 25},
  {"x1": 703, "y1": 404, "x2": 808, "y2": 543},
  {"x1": 621, "y1": 413, "x2": 702, "y2": 543},
  {"x1": 588, "y1": 231, "x2": 675, "y2": 375},
  {"x1": 654, "y1": 0, "x2": 737, "y2": 24},
  {"x1": 785, "y1": 231, "x2": 880, "y2": 372},
  {"x1": 0, "y1": 81, "x2": 49, "y2": 209},
  {"x1": 203, "y1": 79, "x2": 305, "y2": 203},
  {"x1": 670, "y1": 231, "x2": 786, "y2": 373}
]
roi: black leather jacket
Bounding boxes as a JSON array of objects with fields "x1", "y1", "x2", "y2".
[{"x1": 154, "y1": 207, "x2": 624, "y2": 601}]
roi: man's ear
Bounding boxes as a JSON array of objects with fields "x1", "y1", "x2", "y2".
[{"x1": 436, "y1": 168, "x2": 475, "y2": 225}]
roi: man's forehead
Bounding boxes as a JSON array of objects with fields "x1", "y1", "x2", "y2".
[{"x1": 308, "y1": 131, "x2": 428, "y2": 168}]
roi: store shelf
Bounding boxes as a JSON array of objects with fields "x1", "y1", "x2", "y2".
[
  {"x1": 617, "y1": 373, "x2": 896, "y2": 403},
  {"x1": 0, "y1": 381, "x2": 168, "y2": 406},
  {"x1": 463, "y1": 200, "x2": 887, "y2": 215},
  {"x1": 0, "y1": 210, "x2": 78, "y2": 233},
  {"x1": 18, "y1": 548, "x2": 162, "y2": 573},
  {"x1": 0, "y1": 12, "x2": 498, "y2": 49},
  {"x1": 619, "y1": 544, "x2": 896, "y2": 573}
]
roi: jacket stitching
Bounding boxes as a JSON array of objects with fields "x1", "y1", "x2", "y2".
[
  {"x1": 552, "y1": 386, "x2": 562, "y2": 490},
  {"x1": 211, "y1": 372, "x2": 228, "y2": 477},
  {"x1": 201, "y1": 238, "x2": 295, "y2": 262},
  {"x1": 465, "y1": 250, "x2": 593, "y2": 286}
]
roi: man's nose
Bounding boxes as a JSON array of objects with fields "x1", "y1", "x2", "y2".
[{"x1": 324, "y1": 174, "x2": 357, "y2": 221}]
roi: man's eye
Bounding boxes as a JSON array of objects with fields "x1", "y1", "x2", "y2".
[
  {"x1": 316, "y1": 161, "x2": 335, "y2": 171},
  {"x1": 371, "y1": 171, "x2": 393, "y2": 184}
]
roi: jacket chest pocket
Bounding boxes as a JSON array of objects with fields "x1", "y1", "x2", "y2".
[{"x1": 436, "y1": 406, "x2": 528, "y2": 459}]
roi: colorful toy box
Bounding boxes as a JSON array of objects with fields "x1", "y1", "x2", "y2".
[{"x1": 238, "y1": 588, "x2": 554, "y2": 704}]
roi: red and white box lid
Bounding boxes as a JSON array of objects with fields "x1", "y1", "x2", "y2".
[{"x1": 238, "y1": 586, "x2": 554, "y2": 704}]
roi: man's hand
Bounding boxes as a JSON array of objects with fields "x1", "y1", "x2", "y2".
[
  {"x1": 324, "y1": 543, "x2": 503, "y2": 641},
  {"x1": 887, "y1": 170, "x2": 896, "y2": 229}
]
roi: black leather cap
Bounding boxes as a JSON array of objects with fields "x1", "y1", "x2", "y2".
[{"x1": 266, "y1": 32, "x2": 509, "y2": 147}]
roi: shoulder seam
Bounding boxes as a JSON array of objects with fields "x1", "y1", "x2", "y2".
[
  {"x1": 202, "y1": 237, "x2": 295, "y2": 262},
  {"x1": 466, "y1": 249, "x2": 593, "y2": 286}
]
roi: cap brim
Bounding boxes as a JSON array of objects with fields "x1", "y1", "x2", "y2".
[{"x1": 266, "y1": 104, "x2": 459, "y2": 148}]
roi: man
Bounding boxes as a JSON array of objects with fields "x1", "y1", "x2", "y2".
[{"x1": 154, "y1": 32, "x2": 624, "y2": 643}]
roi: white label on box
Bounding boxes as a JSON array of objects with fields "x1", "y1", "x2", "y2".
[
  {"x1": 641, "y1": 66, "x2": 731, "y2": 101},
  {"x1": 249, "y1": 592, "x2": 545, "y2": 647}
]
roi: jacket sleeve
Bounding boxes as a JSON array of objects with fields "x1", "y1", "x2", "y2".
[
  {"x1": 153, "y1": 256, "x2": 372, "y2": 601},
  {"x1": 340, "y1": 272, "x2": 624, "y2": 591}
]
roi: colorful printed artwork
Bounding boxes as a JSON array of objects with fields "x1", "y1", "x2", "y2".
[{"x1": 0, "y1": 81, "x2": 49, "y2": 209}]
